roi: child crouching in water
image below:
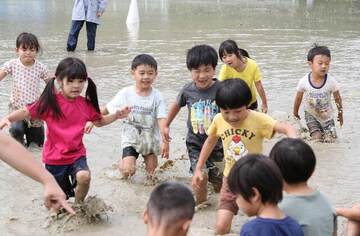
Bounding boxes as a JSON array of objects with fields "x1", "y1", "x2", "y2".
[
  {"x1": 86, "y1": 54, "x2": 168, "y2": 180},
  {"x1": 228, "y1": 154, "x2": 304, "y2": 236},
  {"x1": 0, "y1": 57, "x2": 129, "y2": 203}
]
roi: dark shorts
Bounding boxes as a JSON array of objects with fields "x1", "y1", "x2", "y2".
[
  {"x1": 45, "y1": 156, "x2": 89, "y2": 199},
  {"x1": 304, "y1": 111, "x2": 337, "y2": 138},
  {"x1": 248, "y1": 101, "x2": 258, "y2": 110},
  {"x1": 122, "y1": 146, "x2": 154, "y2": 159},
  {"x1": 186, "y1": 140, "x2": 223, "y2": 186}
]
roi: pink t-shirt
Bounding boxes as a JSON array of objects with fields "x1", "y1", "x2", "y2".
[{"x1": 27, "y1": 93, "x2": 101, "y2": 165}]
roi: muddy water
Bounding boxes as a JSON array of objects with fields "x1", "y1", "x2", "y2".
[{"x1": 1, "y1": 0, "x2": 360, "y2": 235}]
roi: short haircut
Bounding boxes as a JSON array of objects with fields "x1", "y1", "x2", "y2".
[
  {"x1": 16, "y1": 32, "x2": 41, "y2": 52},
  {"x1": 307, "y1": 44, "x2": 331, "y2": 62},
  {"x1": 228, "y1": 154, "x2": 283, "y2": 205},
  {"x1": 147, "y1": 182, "x2": 195, "y2": 225},
  {"x1": 219, "y1": 39, "x2": 249, "y2": 61},
  {"x1": 269, "y1": 138, "x2": 316, "y2": 184},
  {"x1": 215, "y1": 79, "x2": 252, "y2": 109},
  {"x1": 186, "y1": 44, "x2": 218, "y2": 70},
  {"x1": 131, "y1": 54, "x2": 158, "y2": 71}
]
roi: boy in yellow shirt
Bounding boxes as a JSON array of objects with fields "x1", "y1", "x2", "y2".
[{"x1": 192, "y1": 79, "x2": 296, "y2": 235}]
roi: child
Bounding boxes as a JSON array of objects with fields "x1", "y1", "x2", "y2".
[
  {"x1": 0, "y1": 57, "x2": 129, "y2": 203},
  {"x1": 0, "y1": 131, "x2": 75, "y2": 214},
  {"x1": 66, "y1": 0, "x2": 108, "y2": 51},
  {"x1": 86, "y1": 54, "x2": 168, "y2": 180},
  {"x1": 336, "y1": 204, "x2": 360, "y2": 235},
  {"x1": 218, "y1": 39, "x2": 268, "y2": 113},
  {"x1": 0, "y1": 32, "x2": 50, "y2": 146},
  {"x1": 192, "y1": 79, "x2": 297, "y2": 234},
  {"x1": 227, "y1": 154, "x2": 304, "y2": 236},
  {"x1": 143, "y1": 182, "x2": 195, "y2": 236},
  {"x1": 270, "y1": 138, "x2": 337, "y2": 236},
  {"x1": 164, "y1": 44, "x2": 223, "y2": 205},
  {"x1": 293, "y1": 45, "x2": 343, "y2": 142}
]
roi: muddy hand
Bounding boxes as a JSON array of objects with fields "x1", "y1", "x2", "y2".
[
  {"x1": 44, "y1": 179, "x2": 75, "y2": 215},
  {"x1": 191, "y1": 170, "x2": 203, "y2": 190},
  {"x1": 161, "y1": 142, "x2": 169, "y2": 159}
]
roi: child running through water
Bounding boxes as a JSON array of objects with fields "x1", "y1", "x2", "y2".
[
  {"x1": 86, "y1": 54, "x2": 168, "y2": 181},
  {"x1": 293, "y1": 45, "x2": 343, "y2": 142},
  {"x1": 227, "y1": 154, "x2": 304, "y2": 236},
  {"x1": 0, "y1": 32, "x2": 51, "y2": 146},
  {"x1": 0, "y1": 57, "x2": 129, "y2": 203},
  {"x1": 164, "y1": 44, "x2": 223, "y2": 205},
  {"x1": 218, "y1": 39, "x2": 268, "y2": 112},
  {"x1": 192, "y1": 79, "x2": 297, "y2": 235}
]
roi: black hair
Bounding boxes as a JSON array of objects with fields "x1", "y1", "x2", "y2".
[
  {"x1": 147, "y1": 182, "x2": 195, "y2": 225},
  {"x1": 16, "y1": 32, "x2": 41, "y2": 53},
  {"x1": 131, "y1": 54, "x2": 158, "y2": 71},
  {"x1": 186, "y1": 44, "x2": 218, "y2": 70},
  {"x1": 215, "y1": 79, "x2": 252, "y2": 109},
  {"x1": 269, "y1": 138, "x2": 316, "y2": 184},
  {"x1": 37, "y1": 57, "x2": 100, "y2": 119},
  {"x1": 307, "y1": 44, "x2": 331, "y2": 62},
  {"x1": 219, "y1": 39, "x2": 249, "y2": 61},
  {"x1": 228, "y1": 154, "x2": 283, "y2": 204}
]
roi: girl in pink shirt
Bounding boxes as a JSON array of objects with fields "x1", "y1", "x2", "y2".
[{"x1": 0, "y1": 57, "x2": 129, "y2": 203}]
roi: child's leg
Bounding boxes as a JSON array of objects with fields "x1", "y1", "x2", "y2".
[
  {"x1": 144, "y1": 154, "x2": 158, "y2": 178},
  {"x1": 85, "y1": 21, "x2": 97, "y2": 51},
  {"x1": 66, "y1": 20, "x2": 84, "y2": 51},
  {"x1": 71, "y1": 157, "x2": 91, "y2": 203},
  {"x1": 216, "y1": 176, "x2": 238, "y2": 235},
  {"x1": 119, "y1": 146, "x2": 138, "y2": 178},
  {"x1": 305, "y1": 112, "x2": 323, "y2": 141}
]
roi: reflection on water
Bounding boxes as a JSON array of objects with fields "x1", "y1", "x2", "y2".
[{"x1": 0, "y1": 0, "x2": 360, "y2": 235}]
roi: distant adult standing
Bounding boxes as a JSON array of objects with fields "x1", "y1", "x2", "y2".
[{"x1": 66, "y1": 0, "x2": 108, "y2": 51}]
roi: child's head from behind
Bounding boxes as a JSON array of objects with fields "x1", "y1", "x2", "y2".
[
  {"x1": 38, "y1": 57, "x2": 100, "y2": 118},
  {"x1": 144, "y1": 182, "x2": 195, "y2": 236},
  {"x1": 15, "y1": 32, "x2": 41, "y2": 65},
  {"x1": 131, "y1": 54, "x2": 158, "y2": 91},
  {"x1": 269, "y1": 138, "x2": 316, "y2": 185},
  {"x1": 228, "y1": 154, "x2": 283, "y2": 217},
  {"x1": 307, "y1": 45, "x2": 331, "y2": 77},
  {"x1": 216, "y1": 79, "x2": 252, "y2": 126},
  {"x1": 186, "y1": 44, "x2": 218, "y2": 90}
]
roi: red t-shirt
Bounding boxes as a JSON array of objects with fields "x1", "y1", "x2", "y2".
[{"x1": 27, "y1": 93, "x2": 101, "y2": 165}]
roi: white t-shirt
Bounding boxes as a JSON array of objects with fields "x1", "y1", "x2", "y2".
[
  {"x1": 297, "y1": 73, "x2": 339, "y2": 123},
  {"x1": 106, "y1": 85, "x2": 166, "y2": 155}
]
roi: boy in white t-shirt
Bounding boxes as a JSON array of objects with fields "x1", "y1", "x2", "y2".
[
  {"x1": 86, "y1": 54, "x2": 169, "y2": 180},
  {"x1": 293, "y1": 45, "x2": 343, "y2": 142}
]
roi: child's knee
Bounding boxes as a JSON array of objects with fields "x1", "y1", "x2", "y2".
[
  {"x1": 144, "y1": 155, "x2": 158, "y2": 173},
  {"x1": 76, "y1": 170, "x2": 91, "y2": 185},
  {"x1": 215, "y1": 221, "x2": 231, "y2": 235}
]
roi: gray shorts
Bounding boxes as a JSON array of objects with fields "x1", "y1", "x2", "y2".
[{"x1": 305, "y1": 111, "x2": 337, "y2": 138}]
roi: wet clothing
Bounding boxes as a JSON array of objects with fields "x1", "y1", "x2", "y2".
[
  {"x1": 219, "y1": 57, "x2": 262, "y2": 105},
  {"x1": 27, "y1": 93, "x2": 101, "y2": 165},
  {"x1": 176, "y1": 80, "x2": 224, "y2": 184},
  {"x1": 106, "y1": 85, "x2": 167, "y2": 157},
  {"x1": 279, "y1": 190, "x2": 337, "y2": 236},
  {"x1": 240, "y1": 216, "x2": 304, "y2": 236}
]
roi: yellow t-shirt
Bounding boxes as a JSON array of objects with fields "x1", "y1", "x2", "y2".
[
  {"x1": 208, "y1": 111, "x2": 276, "y2": 176},
  {"x1": 218, "y1": 57, "x2": 262, "y2": 105}
]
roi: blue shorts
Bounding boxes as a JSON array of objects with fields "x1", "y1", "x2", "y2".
[{"x1": 45, "y1": 156, "x2": 89, "y2": 199}]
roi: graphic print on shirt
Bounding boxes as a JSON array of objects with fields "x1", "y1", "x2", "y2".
[
  {"x1": 227, "y1": 135, "x2": 248, "y2": 161},
  {"x1": 190, "y1": 99, "x2": 218, "y2": 134},
  {"x1": 307, "y1": 91, "x2": 331, "y2": 120}
]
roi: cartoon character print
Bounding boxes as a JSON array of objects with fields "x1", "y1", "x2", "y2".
[
  {"x1": 308, "y1": 92, "x2": 331, "y2": 120},
  {"x1": 227, "y1": 135, "x2": 248, "y2": 161},
  {"x1": 190, "y1": 99, "x2": 218, "y2": 134}
]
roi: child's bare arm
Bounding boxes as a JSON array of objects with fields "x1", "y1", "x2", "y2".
[
  {"x1": 164, "y1": 103, "x2": 181, "y2": 142},
  {"x1": 333, "y1": 91, "x2": 343, "y2": 126},
  {"x1": 92, "y1": 106, "x2": 130, "y2": 128},
  {"x1": 336, "y1": 205, "x2": 360, "y2": 221},
  {"x1": 192, "y1": 135, "x2": 218, "y2": 189},
  {"x1": 293, "y1": 91, "x2": 304, "y2": 119},
  {"x1": 255, "y1": 80, "x2": 268, "y2": 113},
  {"x1": 0, "y1": 108, "x2": 31, "y2": 129},
  {"x1": 0, "y1": 69, "x2": 7, "y2": 81},
  {"x1": 274, "y1": 122, "x2": 297, "y2": 138},
  {"x1": 84, "y1": 107, "x2": 110, "y2": 133}
]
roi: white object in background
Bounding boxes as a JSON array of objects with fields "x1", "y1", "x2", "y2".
[{"x1": 126, "y1": 0, "x2": 139, "y2": 25}]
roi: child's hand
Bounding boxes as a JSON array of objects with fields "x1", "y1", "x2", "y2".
[
  {"x1": 43, "y1": 178, "x2": 75, "y2": 215},
  {"x1": 96, "y1": 11, "x2": 103, "y2": 18},
  {"x1": 338, "y1": 111, "x2": 343, "y2": 126},
  {"x1": 162, "y1": 126, "x2": 172, "y2": 143},
  {"x1": 84, "y1": 121, "x2": 95, "y2": 134},
  {"x1": 0, "y1": 117, "x2": 11, "y2": 129},
  {"x1": 293, "y1": 113, "x2": 301, "y2": 120},
  {"x1": 192, "y1": 169, "x2": 204, "y2": 190},
  {"x1": 116, "y1": 106, "x2": 131, "y2": 119},
  {"x1": 161, "y1": 142, "x2": 169, "y2": 159},
  {"x1": 261, "y1": 104, "x2": 268, "y2": 113}
]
